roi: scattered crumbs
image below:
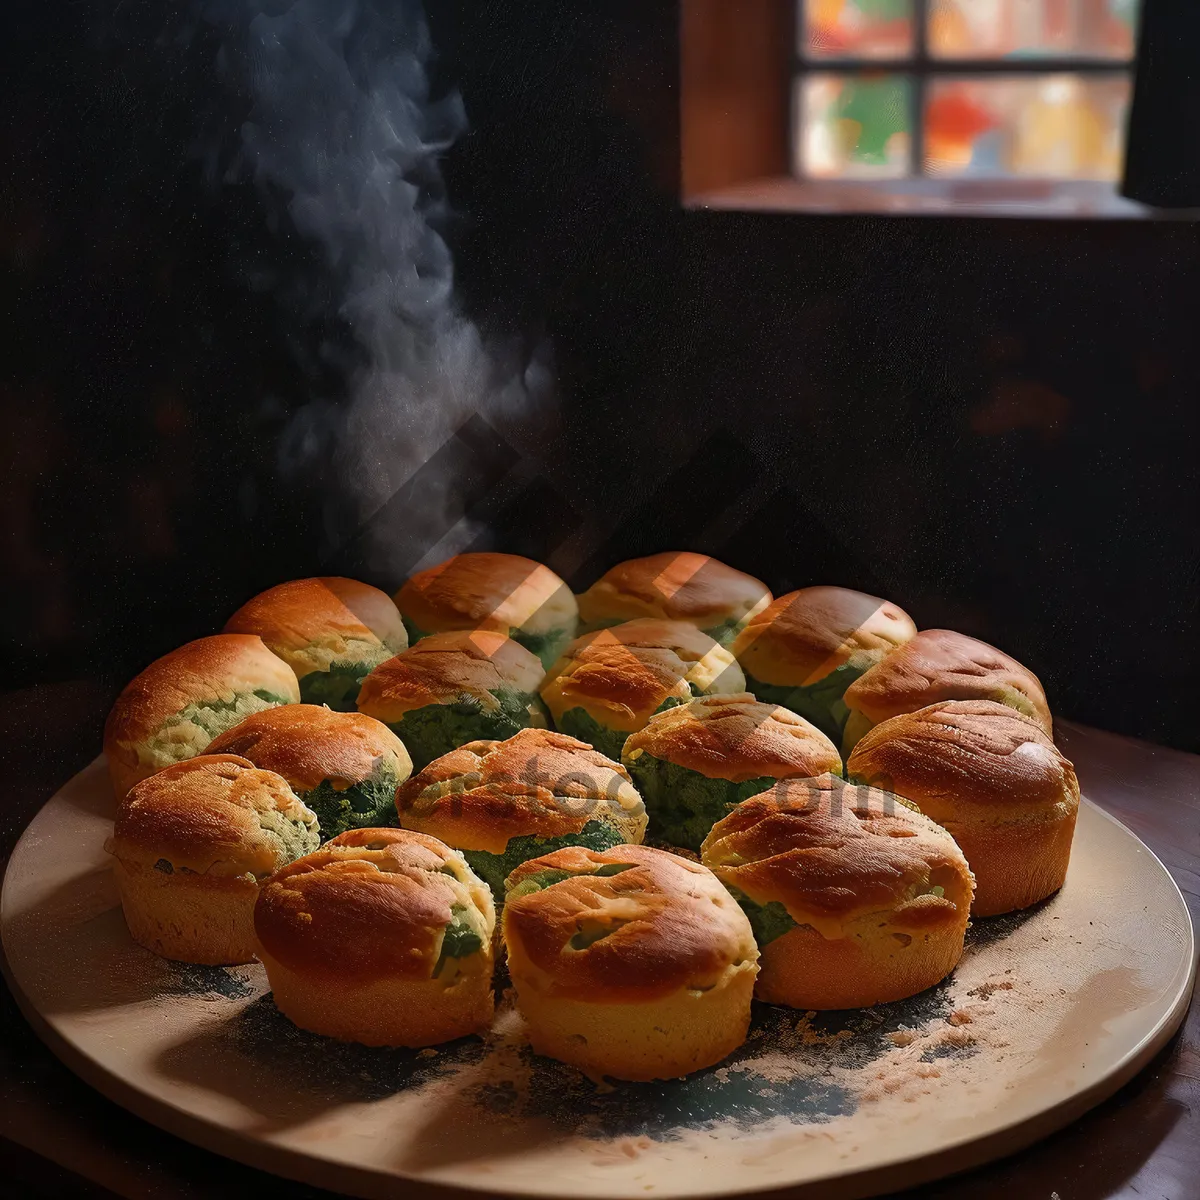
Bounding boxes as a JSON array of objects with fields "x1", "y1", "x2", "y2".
[
  {"x1": 113, "y1": 874, "x2": 1108, "y2": 1162},
  {"x1": 969, "y1": 979, "x2": 1015, "y2": 999},
  {"x1": 791, "y1": 1012, "x2": 858, "y2": 1048},
  {"x1": 595, "y1": 1137, "x2": 651, "y2": 1160}
]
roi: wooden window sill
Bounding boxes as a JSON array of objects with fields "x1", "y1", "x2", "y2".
[{"x1": 684, "y1": 177, "x2": 1200, "y2": 220}]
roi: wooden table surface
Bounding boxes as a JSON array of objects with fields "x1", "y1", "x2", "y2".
[{"x1": 2, "y1": 681, "x2": 1197, "y2": 1200}]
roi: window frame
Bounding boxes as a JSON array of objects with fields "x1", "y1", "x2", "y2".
[
  {"x1": 679, "y1": 0, "x2": 1198, "y2": 218},
  {"x1": 792, "y1": 0, "x2": 1139, "y2": 184}
]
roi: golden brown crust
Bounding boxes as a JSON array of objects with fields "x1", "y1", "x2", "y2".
[
  {"x1": 255, "y1": 831, "x2": 494, "y2": 984},
  {"x1": 540, "y1": 619, "x2": 745, "y2": 731},
  {"x1": 941, "y1": 807, "x2": 1077, "y2": 917},
  {"x1": 111, "y1": 857, "x2": 262, "y2": 966},
  {"x1": 395, "y1": 552, "x2": 576, "y2": 637},
  {"x1": 106, "y1": 755, "x2": 317, "y2": 877},
  {"x1": 258, "y1": 951, "x2": 494, "y2": 1047},
  {"x1": 847, "y1": 700, "x2": 1077, "y2": 823},
  {"x1": 356, "y1": 630, "x2": 545, "y2": 722},
  {"x1": 847, "y1": 700, "x2": 1078, "y2": 916},
  {"x1": 577, "y1": 553, "x2": 771, "y2": 629},
  {"x1": 513, "y1": 968, "x2": 755, "y2": 1080},
  {"x1": 700, "y1": 775, "x2": 973, "y2": 939},
  {"x1": 395, "y1": 728, "x2": 645, "y2": 853},
  {"x1": 224, "y1": 577, "x2": 408, "y2": 674},
  {"x1": 206, "y1": 704, "x2": 411, "y2": 794},
  {"x1": 502, "y1": 844, "x2": 757, "y2": 1002},
  {"x1": 622, "y1": 693, "x2": 841, "y2": 784},
  {"x1": 842, "y1": 630, "x2": 1052, "y2": 734},
  {"x1": 732, "y1": 586, "x2": 917, "y2": 686},
  {"x1": 104, "y1": 635, "x2": 299, "y2": 758},
  {"x1": 754, "y1": 919, "x2": 968, "y2": 1009},
  {"x1": 324, "y1": 827, "x2": 427, "y2": 851}
]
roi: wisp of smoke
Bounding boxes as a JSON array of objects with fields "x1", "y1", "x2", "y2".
[{"x1": 207, "y1": 0, "x2": 550, "y2": 577}]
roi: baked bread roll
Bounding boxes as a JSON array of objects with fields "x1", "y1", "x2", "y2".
[
  {"x1": 356, "y1": 630, "x2": 548, "y2": 769},
  {"x1": 395, "y1": 552, "x2": 578, "y2": 669},
  {"x1": 848, "y1": 700, "x2": 1079, "y2": 916},
  {"x1": 225, "y1": 577, "x2": 408, "y2": 711},
  {"x1": 841, "y1": 628, "x2": 1052, "y2": 755},
  {"x1": 207, "y1": 705, "x2": 412, "y2": 841},
  {"x1": 701, "y1": 775, "x2": 973, "y2": 1009},
  {"x1": 732, "y1": 586, "x2": 916, "y2": 743},
  {"x1": 395, "y1": 728, "x2": 647, "y2": 898},
  {"x1": 622, "y1": 693, "x2": 842, "y2": 851},
  {"x1": 255, "y1": 828, "x2": 496, "y2": 1046},
  {"x1": 503, "y1": 844, "x2": 758, "y2": 1081},
  {"x1": 104, "y1": 634, "x2": 300, "y2": 799},
  {"x1": 577, "y1": 552, "x2": 771, "y2": 645},
  {"x1": 540, "y1": 619, "x2": 745, "y2": 761},
  {"x1": 105, "y1": 755, "x2": 319, "y2": 965}
]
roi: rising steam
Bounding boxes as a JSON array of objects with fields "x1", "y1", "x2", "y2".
[{"x1": 207, "y1": 0, "x2": 550, "y2": 576}]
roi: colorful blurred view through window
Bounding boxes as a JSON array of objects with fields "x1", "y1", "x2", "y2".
[{"x1": 796, "y1": 0, "x2": 1139, "y2": 181}]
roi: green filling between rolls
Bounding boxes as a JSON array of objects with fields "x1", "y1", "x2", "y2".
[
  {"x1": 726, "y1": 886, "x2": 798, "y2": 948},
  {"x1": 432, "y1": 903, "x2": 486, "y2": 978},
  {"x1": 556, "y1": 697, "x2": 686, "y2": 763},
  {"x1": 700, "y1": 615, "x2": 745, "y2": 647},
  {"x1": 401, "y1": 618, "x2": 571, "y2": 671},
  {"x1": 505, "y1": 860, "x2": 634, "y2": 901},
  {"x1": 386, "y1": 690, "x2": 549, "y2": 770},
  {"x1": 300, "y1": 761, "x2": 404, "y2": 842},
  {"x1": 400, "y1": 617, "x2": 429, "y2": 645},
  {"x1": 169, "y1": 690, "x2": 293, "y2": 740},
  {"x1": 742, "y1": 664, "x2": 870, "y2": 743},
  {"x1": 625, "y1": 751, "x2": 782, "y2": 852},
  {"x1": 554, "y1": 708, "x2": 629, "y2": 761},
  {"x1": 464, "y1": 818, "x2": 628, "y2": 899},
  {"x1": 299, "y1": 661, "x2": 380, "y2": 712},
  {"x1": 511, "y1": 625, "x2": 574, "y2": 670},
  {"x1": 256, "y1": 808, "x2": 322, "y2": 868}
]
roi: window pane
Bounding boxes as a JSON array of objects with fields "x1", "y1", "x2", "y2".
[
  {"x1": 796, "y1": 74, "x2": 913, "y2": 178},
  {"x1": 929, "y1": 0, "x2": 1140, "y2": 60},
  {"x1": 924, "y1": 75, "x2": 1131, "y2": 180},
  {"x1": 801, "y1": 0, "x2": 915, "y2": 60}
]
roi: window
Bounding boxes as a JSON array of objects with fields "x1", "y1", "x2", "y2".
[
  {"x1": 680, "y1": 0, "x2": 1199, "y2": 217},
  {"x1": 795, "y1": 0, "x2": 1140, "y2": 183}
]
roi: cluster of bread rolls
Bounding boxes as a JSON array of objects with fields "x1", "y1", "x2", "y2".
[{"x1": 102, "y1": 552, "x2": 1078, "y2": 1081}]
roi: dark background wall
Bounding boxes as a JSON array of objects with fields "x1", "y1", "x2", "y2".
[{"x1": 2, "y1": 0, "x2": 1198, "y2": 752}]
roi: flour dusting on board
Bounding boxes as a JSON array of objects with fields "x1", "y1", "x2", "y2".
[
  {"x1": 7, "y1": 766, "x2": 1189, "y2": 1196},
  {"x1": 132, "y1": 898, "x2": 1113, "y2": 1154}
]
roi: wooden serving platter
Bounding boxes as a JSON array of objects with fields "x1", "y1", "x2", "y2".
[{"x1": 2, "y1": 757, "x2": 1195, "y2": 1200}]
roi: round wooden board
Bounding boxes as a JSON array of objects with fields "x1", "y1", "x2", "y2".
[{"x1": 2, "y1": 758, "x2": 1195, "y2": 1200}]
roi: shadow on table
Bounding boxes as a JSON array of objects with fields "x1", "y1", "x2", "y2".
[
  {"x1": 153, "y1": 994, "x2": 500, "y2": 1132},
  {"x1": 962, "y1": 895, "x2": 1056, "y2": 952},
  {"x1": 5, "y1": 867, "x2": 261, "y2": 1017},
  {"x1": 153, "y1": 991, "x2": 866, "y2": 1165}
]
